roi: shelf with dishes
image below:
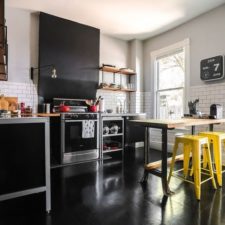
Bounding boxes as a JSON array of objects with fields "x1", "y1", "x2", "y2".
[
  {"x1": 98, "y1": 85, "x2": 136, "y2": 92},
  {"x1": 100, "y1": 117, "x2": 124, "y2": 157},
  {"x1": 99, "y1": 64, "x2": 136, "y2": 92},
  {"x1": 102, "y1": 139, "x2": 123, "y2": 153}
]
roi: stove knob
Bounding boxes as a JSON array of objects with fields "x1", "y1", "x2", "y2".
[
  {"x1": 85, "y1": 114, "x2": 90, "y2": 119},
  {"x1": 73, "y1": 114, "x2": 79, "y2": 119}
]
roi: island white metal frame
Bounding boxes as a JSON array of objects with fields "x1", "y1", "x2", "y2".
[{"x1": 0, "y1": 117, "x2": 51, "y2": 213}]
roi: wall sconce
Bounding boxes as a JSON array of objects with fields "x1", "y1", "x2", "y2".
[{"x1": 30, "y1": 65, "x2": 57, "y2": 80}]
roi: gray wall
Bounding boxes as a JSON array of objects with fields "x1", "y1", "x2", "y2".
[
  {"x1": 6, "y1": 7, "x2": 39, "y2": 83},
  {"x1": 5, "y1": 7, "x2": 130, "y2": 84},
  {"x1": 128, "y1": 40, "x2": 144, "y2": 92},
  {"x1": 100, "y1": 34, "x2": 129, "y2": 68},
  {"x1": 143, "y1": 4, "x2": 225, "y2": 92}
]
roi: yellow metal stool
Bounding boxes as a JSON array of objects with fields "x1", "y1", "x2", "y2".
[
  {"x1": 168, "y1": 135, "x2": 217, "y2": 200},
  {"x1": 198, "y1": 131, "x2": 225, "y2": 186}
]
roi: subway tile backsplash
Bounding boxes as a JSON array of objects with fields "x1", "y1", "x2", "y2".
[
  {"x1": 96, "y1": 90, "x2": 145, "y2": 113},
  {"x1": 189, "y1": 83, "x2": 225, "y2": 132},
  {"x1": 0, "y1": 81, "x2": 38, "y2": 112},
  {"x1": 2, "y1": 80, "x2": 225, "y2": 120},
  {"x1": 189, "y1": 83, "x2": 225, "y2": 115}
]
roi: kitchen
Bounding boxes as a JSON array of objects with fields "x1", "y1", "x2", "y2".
[{"x1": 1, "y1": 1, "x2": 225, "y2": 225}]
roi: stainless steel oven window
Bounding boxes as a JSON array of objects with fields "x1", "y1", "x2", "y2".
[{"x1": 60, "y1": 117, "x2": 99, "y2": 164}]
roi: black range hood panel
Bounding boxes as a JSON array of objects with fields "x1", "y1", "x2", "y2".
[{"x1": 38, "y1": 12, "x2": 100, "y2": 101}]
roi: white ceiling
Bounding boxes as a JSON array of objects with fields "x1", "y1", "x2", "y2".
[{"x1": 6, "y1": 0, "x2": 225, "y2": 40}]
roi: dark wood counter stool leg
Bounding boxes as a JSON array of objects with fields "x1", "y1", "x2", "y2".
[{"x1": 141, "y1": 127, "x2": 150, "y2": 182}]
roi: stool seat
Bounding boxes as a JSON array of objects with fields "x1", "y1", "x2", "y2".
[
  {"x1": 168, "y1": 135, "x2": 216, "y2": 200},
  {"x1": 199, "y1": 131, "x2": 225, "y2": 186}
]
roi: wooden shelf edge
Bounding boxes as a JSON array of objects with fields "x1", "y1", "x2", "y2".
[
  {"x1": 36, "y1": 113, "x2": 60, "y2": 117},
  {"x1": 98, "y1": 87, "x2": 136, "y2": 92},
  {"x1": 99, "y1": 66, "x2": 136, "y2": 75},
  {"x1": 99, "y1": 66, "x2": 119, "y2": 73},
  {"x1": 120, "y1": 70, "x2": 136, "y2": 75}
]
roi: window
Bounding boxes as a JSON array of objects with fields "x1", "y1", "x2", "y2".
[{"x1": 151, "y1": 39, "x2": 189, "y2": 119}]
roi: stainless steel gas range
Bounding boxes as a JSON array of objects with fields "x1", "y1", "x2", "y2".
[{"x1": 53, "y1": 98, "x2": 99, "y2": 164}]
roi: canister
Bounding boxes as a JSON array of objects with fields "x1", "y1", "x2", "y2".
[{"x1": 99, "y1": 98, "x2": 105, "y2": 112}]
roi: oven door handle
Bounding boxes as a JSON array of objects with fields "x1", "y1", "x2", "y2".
[{"x1": 64, "y1": 120, "x2": 98, "y2": 123}]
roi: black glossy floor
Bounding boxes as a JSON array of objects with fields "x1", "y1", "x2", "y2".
[{"x1": 1, "y1": 148, "x2": 225, "y2": 225}]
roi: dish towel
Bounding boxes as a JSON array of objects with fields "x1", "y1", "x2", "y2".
[{"x1": 82, "y1": 120, "x2": 95, "y2": 138}]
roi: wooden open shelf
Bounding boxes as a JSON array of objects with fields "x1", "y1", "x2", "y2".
[
  {"x1": 119, "y1": 69, "x2": 136, "y2": 75},
  {"x1": 99, "y1": 66, "x2": 136, "y2": 75},
  {"x1": 98, "y1": 87, "x2": 136, "y2": 92},
  {"x1": 98, "y1": 87, "x2": 120, "y2": 91},
  {"x1": 99, "y1": 66, "x2": 119, "y2": 73}
]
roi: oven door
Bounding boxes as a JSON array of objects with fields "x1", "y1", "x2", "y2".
[{"x1": 61, "y1": 119, "x2": 99, "y2": 164}]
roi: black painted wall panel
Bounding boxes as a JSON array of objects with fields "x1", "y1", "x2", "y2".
[{"x1": 39, "y1": 13, "x2": 100, "y2": 101}]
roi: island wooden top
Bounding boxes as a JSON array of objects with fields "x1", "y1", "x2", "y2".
[{"x1": 131, "y1": 118, "x2": 225, "y2": 129}]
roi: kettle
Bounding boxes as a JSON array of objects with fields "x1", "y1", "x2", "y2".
[
  {"x1": 59, "y1": 102, "x2": 70, "y2": 112},
  {"x1": 210, "y1": 104, "x2": 223, "y2": 119}
]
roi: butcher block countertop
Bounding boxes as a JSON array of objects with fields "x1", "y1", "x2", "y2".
[
  {"x1": 36, "y1": 113, "x2": 60, "y2": 117},
  {"x1": 131, "y1": 118, "x2": 225, "y2": 129},
  {"x1": 1, "y1": 112, "x2": 146, "y2": 118}
]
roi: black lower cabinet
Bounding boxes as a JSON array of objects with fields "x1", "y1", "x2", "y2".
[
  {"x1": 124, "y1": 115, "x2": 146, "y2": 148},
  {"x1": 49, "y1": 117, "x2": 61, "y2": 166},
  {"x1": 0, "y1": 123, "x2": 45, "y2": 195}
]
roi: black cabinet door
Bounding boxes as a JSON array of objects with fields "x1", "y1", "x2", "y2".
[
  {"x1": 124, "y1": 115, "x2": 146, "y2": 147},
  {"x1": 0, "y1": 123, "x2": 45, "y2": 195}
]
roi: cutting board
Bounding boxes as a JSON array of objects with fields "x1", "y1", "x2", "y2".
[
  {"x1": 0, "y1": 96, "x2": 18, "y2": 111},
  {"x1": 0, "y1": 96, "x2": 9, "y2": 110},
  {"x1": 5, "y1": 97, "x2": 18, "y2": 111}
]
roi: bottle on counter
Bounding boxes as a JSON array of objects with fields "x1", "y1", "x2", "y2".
[
  {"x1": 116, "y1": 100, "x2": 123, "y2": 113},
  {"x1": 20, "y1": 102, "x2": 25, "y2": 113},
  {"x1": 99, "y1": 97, "x2": 105, "y2": 112}
]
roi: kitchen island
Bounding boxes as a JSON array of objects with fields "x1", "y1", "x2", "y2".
[
  {"x1": 132, "y1": 118, "x2": 225, "y2": 197},
  {"x1": 0, "y1": 117, "x2": 51, "y2": 213}
]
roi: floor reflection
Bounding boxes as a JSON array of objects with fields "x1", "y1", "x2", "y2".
[{"x1": 0, "y1": 148, "x2": 225, "y2": 225}]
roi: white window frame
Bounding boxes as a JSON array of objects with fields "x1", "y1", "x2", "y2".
[{"x1": 150, "y1": 39, "x2": 190, "y2": 119}]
